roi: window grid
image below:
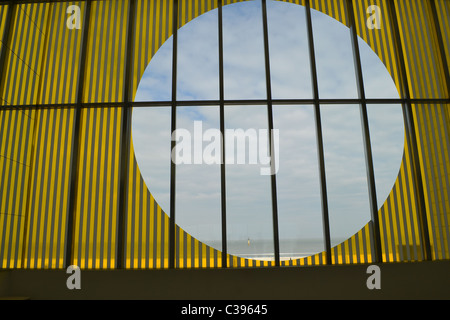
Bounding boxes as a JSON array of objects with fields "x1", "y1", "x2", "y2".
[{"x1": 0, "y1": 0, "x2": 449, "y2": 269}]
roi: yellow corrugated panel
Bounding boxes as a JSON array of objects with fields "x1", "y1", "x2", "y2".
[
  {"x1": 276, "y1": 0, "x2": 306, "y2": 7},
  {"x1": 73, "y1": 108, "x2": 121, "y2": 269},
  {"x1": 82, "y1": 0, "x2": 129, "y2": 103},
  {"x1": 20, "y1": 108, "x2": 73, "y2": 269},
  {"x1": 413, "y1": 102, "x2": 450, "y2": 260},
  {"x1": 38, "y1": 1, "x2": 84, "y2": 105},
  {"x1": 0, "y1": 3, "x2": 50, "y2": 106},
  {"x1": 403, "y1": 136, "x2": 425, "y2": 261},
  {"x1": 395, "y1": 0, "x2": 447, "y2": 99},
  {"x1": 310, "y1": 0, "x2": 348, "y2": 26},
  {"x1": 0, "y1": 109, "x2": 34, "y2": 268}
]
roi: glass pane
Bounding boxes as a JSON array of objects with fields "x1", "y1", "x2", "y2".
[
  {"x1": 367, "y1": 104, "x2": 405, "y2": 207},
  {"x1": 175, "y1": 106, "x2": 222, "y2": 251},
  {"x1": 358, "y1": 38, "x2": 400, "y2": 99},
  {"x1": 321, "y1": 105, "x2": 371, "y2": 246},
  {"x1": 225, "y1": 105, "x2": 274, "y2": 260},
  {"x1": 131, "y1": 107, "x2": 172, "y2": 215},
  {"x1": 177, "y1": 9, "x2": 219, "y2": 100},
  {"x1": 134, "y1": 38, "x2": 173, "y2": 102},
  {"x1": 273, "y1": 105, "x2": 324, "y2": 260},
  {"x1": 311, "y1": 9, "x2": 358, "y2": 99},
  {"x1": 223, "y1": 1, "x2": 266, "y2": 100},
  {"x1": 267, "y1": 1, "x2": 312, "y2": 100}
]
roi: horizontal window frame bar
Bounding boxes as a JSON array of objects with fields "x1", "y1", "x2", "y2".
[{"x1": 1, "y1": 98, "x2": 449, "y2": 111}]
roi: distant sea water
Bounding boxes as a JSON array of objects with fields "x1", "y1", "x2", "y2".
[{"x1": 207, "y1": 238, "x2": 343, "y2": 261}]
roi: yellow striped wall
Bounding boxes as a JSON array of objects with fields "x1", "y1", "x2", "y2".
[
  {"x1": 82, "y1": 0, "x2": 129, "y2": 103},
  {"x1": 395, "y1": 0, "x2": 448, "y2": 99},
  {"x1": 71, "y1": 0, "x2": 130, "y2": 270},
  {"x1": 72, "y1": 107, "x2": 122, "y2": 269},
  {"x1": 0, "y1": 0, "x2": 449, "y2": 269},
  {"x1": 393, "y1": 0, "x2": 450, "y2": 260},
  {"x1": 38, "y1": 1, "x2": 85, "y2": 105},
  {"x1": 0, "y1": 3, "x2": 50, "y2": 106},
  {"x1": 0, "y1": 109, "x2": 34, "y2": 268},
  {"x1": 23, "y1": 108, "x2": 74, "y2": 269},
  {"x1": 351, "y1": 0, "x2": 426, "y2": 263}
]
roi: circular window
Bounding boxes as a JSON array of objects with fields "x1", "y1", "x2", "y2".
[{"x1": 132, "y1": 0, "x2": 404, "y2": 261}]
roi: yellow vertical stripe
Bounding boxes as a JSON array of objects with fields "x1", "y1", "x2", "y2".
[
  {"x1": 103, "y1": 108, "x2": 114, "y2": 268},
  {"x1": 97, "y1": 108, "x2": 107, "y2": 269},
  {"x1": 90, "y1": 1, "x2": 102, "y2": 102},
  {"x1": 395, "y1": 180, "x2": 406, "y2": 260},
  {"x1": 2, "y1": 7, "x2": 20, "y2": 104},
  {"x1": 50, "y1": 118, "x2": 63, "y2": 264},
  {"x1": 73, "y1": 110, "x2": 85, "y2": 267},
  {"x1": 156, "y1": 205, "x2": 161, "y2": 268},
  {"x1": 83, "y1": 1, "x2": 95, "y2": 102},
  {"x1": 142, "y1": 174, "x2": 147, "y2": 267},
  {"x1": 10, "y1": 5, "x2": 26, "y2": 105},
  {"x1": 164, "y1": 213, "x2": 169, "y2": 268},
  {"x1": 32, "y1": 4, "x2": 50, "y2": 105},
  {"x1": 390, "y1": 191, "x2": 399, "y2": 261},
  {"x1": 135, "y1": 152, "x2": 141, "y2": 268},
  {"x1": 133, "y1": 1, "x2": 141, "y2": 98},
  {"x1": 111, "y1": 108, "x2": 121, "y2": 267},
  {"x1": 2, "y1": 111, "x2": 16, "y2": 268},
  {"x1": 44, "y1": 4, "x2": 57, "y2": 104},
  {"x1": 39, "y1": 109, "x2": 54, "y2": 268},
  {"x1": 87, "y1": 108, "x2": 99, "y2": 268},
  {"x1": 149, "y1": 194, "x2": 154, "y2": 267},
  {"x1": 117, "y1": 0, "x2": 128, "y2": 102},
  {"x1": 81, "y1": 110, "x2": 94, "y2": 268},
  {"x1": 29, "y1": 111, "x2": 41, "y2": 268},
  {"x1": 404, "y1": 139, "x2": 423, "y2": 260},
  {"x1": 60, "y1": 109, "x2": 74, "y2": 267},
  {"x1": 154, "y1": 0, "x2": 161, "y2": 57},
  {"x1": 365, "y1": 224, "x2": 372, "y2": 263},
  {"x1": 45, "y1": 110, "x2": 60, "y2": 268},
  {"x1": 400, "y1": 164, "x2": 414, "y2": 259},
  {"x1": 126, "y1": 137, "x2": 133, "y2": 269},
  {"x1": 14, "y1": 111, "x2": 31, "y2": 268}
]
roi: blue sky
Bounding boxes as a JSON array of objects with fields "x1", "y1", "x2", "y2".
[{"x1": 132, "y1": 0, "x2": 404, "y2": 256}]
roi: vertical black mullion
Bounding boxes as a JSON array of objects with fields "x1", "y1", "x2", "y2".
[
  {"x1": 261, "y1": 0, "x2": 280, "y2": 267},
  {"x1": 169, "y1": 0, "x2": 179, "y2": 269},
  {"x1": 346, "y1": 0, "x2": 382, "y2": 263},
  {"x1": 218, "y1": 0, "x2": 227, "y2": 268},
  {"x1": 305, "y1": 0, "x2": 331, "y2": 265},
  {"x1": 387, "y1": 0, "x2": 432, "y2": 261},
  {"x1": 65, "y1": 0, "x2": 91, "y2": 268},
  {"x1": 429, "y1": 0, "x2": 450, "y2": 96},
  {"x1": 117, "y1": 0, "x2": 136, "y2": 269}
]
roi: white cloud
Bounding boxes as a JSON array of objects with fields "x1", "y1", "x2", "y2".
[{"x1": 311, "y1": 8, "x2": 359, "y2": 99}]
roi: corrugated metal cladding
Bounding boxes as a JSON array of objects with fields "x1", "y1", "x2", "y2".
[{"x1": 0, "y1": 0, "x2": 448, "y2": 269}]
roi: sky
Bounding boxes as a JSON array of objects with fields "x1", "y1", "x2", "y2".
[{"x1": 131, "y1": 0, "x2": 404, "y2": 256}]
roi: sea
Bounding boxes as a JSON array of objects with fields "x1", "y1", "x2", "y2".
[{"x1": 206, "y1": 238, "x2": 342, "y2": 261}]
